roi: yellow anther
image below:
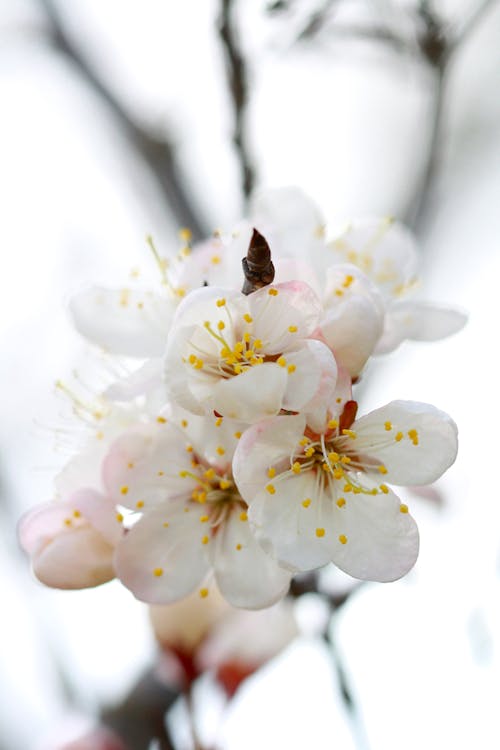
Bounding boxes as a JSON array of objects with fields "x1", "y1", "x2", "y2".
[
  {"x1": 216, "y1": 445, "x2": 225, "y2": 456},
  {"x1": 342, "y1": 429, "x2": 357, "y2": 439},
  {"x1": 199, "y1": 588, "x2": 209, "y2": 598},
  {"x1": 384, "y1": 421, "x2": 392, "y2": 431},
  {"x1": 288, "y1": 325, "x2": 298, "y2": 333},
  {"x1": 395, "y1": 431, "x2": 403, "y2": 442},
  {"x1": 175, "y1": 287, "x2": 186, "y2": 298},
  {"x1": 340, "y1": 456, "x2": 351, "y2": 464},
  {"x1": 239, "y1": 511, "x2": 248, "y2": 522},
  {"x1": 328, "y1": 419, "x2": 339, "y2": 430},
  {"x1": 266, "y1": 484, "x2": 276, "y2": 494},
  {"x1": 400, "y1": 504, "x2": 409, "y2": 514},
  {"x1": 408, "y1": 429, "x2": 419, "y2": 445},
  {"x1": 219, "y1": 479, "x2": 231, "y2": 490},
  {"x1": 179, "y1": 470, "x2": 189, "y2": 478},
  {"x1": 181, "y1": 419, "x2": 188, "y2": 428},
  {"x1": 163, "y1": 521, "x2": 169, "y2": 528},
  {"x1": 116, "y1": 513, "x2": 124, "y2": 523},
  {"x1": 378, "y1": 465, "x2": 388, "y2": 475},
  {"x1": 353, "y1": 487, "x2": 362, "y2": 494},
  {"x1": 305, "y1": 447, "x2": 315, "y2": 457},
  {"x1": 322, "y1": 463, "x2": 331, "y2": 472},
  {"x1": 96, "y1": 431, "x2": 104, "y2": 440},
  {"x1": 197, "y1": 491, "x2": 207, "y2": 503},
  {"x1": 288, "y1": 364, "x2": 296, "y2": 374},
  {"x1": 157, "y1": 471, "x2": 164, "y2": 477},
  {"x1": 200, "y1": 515, "x2": 209, "y2": 523},
  {"x1": 217, "y1": 320, "x2": 225, "y2": 331},
  {"x1": 338, "y1": 534, "x2": 348, "y2": 545},
  {"x1": 236, "y1": 543, "x2": 242, "y2": 551},
  {"x1": 233, "y1": 364, "x2": 243, "y2": 374},
  {"x1": 188, "y1": 354, "x2": 197, "y2": 364},
  {"x1": 153, "y1": 568, "x2": 164, "y2": 577},
  {"x1": 211, "y1": 255, "x2": 221, "y2": 264},
  {"x1": 380, "y1": 484, "x2": 389, "y2": 494},
  {"x1": 302, "y1": 498, "x2": 311, "y2": 508},
  {"x1": 342, "y1": 274, "x2": 354, "y2": 288},
  {"x1": 127, "y1": 462, "x2": 134, "y2": 469},
  {"x1": 120, "y1": 486, "x2": 129, "y2": 495},
  {"x1": 335, "y1": 289, "x2": 344, "y2": 296},
  {"x1": 243, "y1": 313, "x2": 253, "y2": 323},
  {"x1": 234, "y1": 341, "x2": 244, "y2": 353},
  {"x1": 63, "y1": 518, "x2": 72, "y2": 527},
  {"x1": 336, "y1": 497, "x2": 346, "y2": 508},
  {"x1": 316, "y1": 528, "x2": 325, "y2": 538},
  {"x1": 268, "y1": 288, "x2": 278, "y2": 296},
  {"x1": 333, "y1": 468, "x2": 344, "y2": 480},
  {"x1": 136, "y1": 500, "x2": 144, "y2": 509},
  {"x1": 216, "y1": 298, "x2": 226, "y2": 307},
  {"x1": 243, "y1": 332, "x2": 251, "y2": 344},
  {"x1": 202, "y1": 535, "x2": 209, "y2": 545},
  {"x1": 137, "y1": 301, "x2": 144, "y2": 309},
  {"x1": 73, "y1": 510, "x2": 81, "y2": 518},
  {"x1": 184, "y1": 507, "x2": 190, "y2": 513},
  {"x1": 328, "y1": 452, "x2": 340, "y2": 462},
  {"x1": 179, "y1": 227, "x2": 192, "y2": 242},
  {"x1": 253, "y1": 339, "x2": 263, "y2": 349},
  {"x1": 292, "y1": 462, "x2": 301, "y2": 474},
  {"x1": 300, "y1": 437, "x2": 310, "y2": 446},
  {"x1": 246, "y1": 349, "x2": 255, "y2": 358},
  {"x1": 344, "y1": 484, "x2": 353, "y2": 493},
  {"x1": 185, "y1": 444, "x2": 193, "y2": 453},
  {"x1": 234, "y1": 431, "x2": 242, "y2": 439},
  {"x1": 267, "y1": 467, "x2": 276, "y2": 478},
  {"x1": 277, "y1": 356, "x2": 287, "y2": 367},
  {"x1": 194, "y1": 359, "x2": 203, "y2": 370},
  {"x1": 215, "y1": 417, "x2": 223, "y2": 426},
  {"x1": 205, "y1": 468, "x2": 215, "y2": 479}
]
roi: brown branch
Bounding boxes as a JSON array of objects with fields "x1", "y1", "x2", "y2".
[
  {"x1": 241, "y1": 228, "x2": 275, "y2": 294},
  {"x1": 38, "y1": 0, "x2": 207, "y2": 240},
  {"x1": 218, "y1": 0, "x2": 255, "y2": 201}
]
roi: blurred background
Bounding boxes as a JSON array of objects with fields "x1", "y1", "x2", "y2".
[{"x1": 1, "y1": 0, "x2": 500, "y2": 748}]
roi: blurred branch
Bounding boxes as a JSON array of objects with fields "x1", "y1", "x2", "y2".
[
  {"x1": 218, "y1": 0, "x2": 255, "y2": 201},
  {"x1": 449, "y1": 0, "x2": 497, "y2": 51},
  {"x1": 38, "y1": 0, "x2": 206, "y2": 240},
  {"x1": 297, "y1": 0, "x2": 339, "y2": 40}
]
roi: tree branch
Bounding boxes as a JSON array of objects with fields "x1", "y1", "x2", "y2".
[
  {"x1": 448, "y1": 0, "x2": 497, "y2": 52},
  {"x1": 218, "y1": 0, "x2": 255, "y2": 201},
  {"x1": 38, "y1": 0, "x2": 207, "y2": 240}
]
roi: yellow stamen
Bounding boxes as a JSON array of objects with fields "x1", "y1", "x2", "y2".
[
  {"x1": 338, "y1": 534, "x2": 348, "y2": 544},
  {"x1": 316, "y1": 528, "x2": 325, "y2": 538},
  {"x1": 153, "y1": 567, "x2": 164, "y2": 577}
]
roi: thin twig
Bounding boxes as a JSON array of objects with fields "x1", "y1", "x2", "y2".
[
  {"x1": 38, "y1": 0, "x2": 206, "y2": 240},
  {"x1": 218, "y1": 0, "x2": 255, "y2": 201},
  {"x1": 448, "y1": 0, "x2": 497, "y2": 52}
]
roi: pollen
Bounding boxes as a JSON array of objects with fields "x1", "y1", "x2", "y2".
[
  {"x1": 185, "y1": 444, "x2": 193, "y2": 453},
  {"x1": 316, "y1": 528, "x2": 325, "y2": 538},
  {"x1": 302, "y1": 498, "x2": 311, "y2": 508},
  {"x1": 234, "y1": 431, "x2": 242, "y2": 439},
  {"x1": 163, "y1": 521, "x2": 169, "y2": 528},
  {"x1": 243, "y1": 313, "x2": 253, "y2": 323},
  {"x1": 153, "y1": 567, "x2": 164, "y2": 577},
  {"x1": 400, "y1": 504, "x2": 409, "y2": 513},
  {"x1": 292, "y1": 462, "x2": 301, "y2": 474},
  {"x1": 342, "y1": 429, "x2": 357, "y2": 439},
  {"x1": 328, "y1": 451, "x2": 340, "y2": 462},
  {"x1": 205, "y1": 468, "x2": 215, "y2": 479},
  {"x1": 340, "y1": 456, "x2": 351, "y2": 464},
  {"x1": 236, "y1": 543, "x2": 242, "y2": 551},
  {"x1": 344, "y1": 484, "x2": 353, "y2": 492},
  {"x1": 408, "y1": 429, "x2": 419, "y2": 446},
  {"x1": 243, "y1": 332, "x2": 251, "y2": 343},
  {"x1": 267, "y1": 467, "x2": 276, "y2": 478},
  {"x1": 333, "y1": 468, "x2": 344, "y2": 480},
  {"x1": 216, "y1": 298, "x2": 226, "y2": 307},
  {"x1": 342, "y1": 274, "x2": 354, "y2": 288},
  {"x1": 268, "y1": 288, "x2": 278, "y2": 296},
  {"x1": 179, "y1": 227, "x2": 192, "y2": 242},
  {"x1": 73, "y1": 510, "x2": 81, "y2": 518},
  {"x1": 63, "y1": 518, "x2": 72, "y2": 527},
  {"x1": 216, "y1": 445, "x2": 225, "y2": 456},
  {"x1": 300, "y1": 437, "x2": 310, "y2": 446},
  {"x1": 127, "y1": 462, "x2": 134, "y2": 469},
  {"x1": 266, "y1": 484, "x2": 276, "y2": 494},
  {"x1": 239, "y1": 511, "x2": 248, "y2": 522},
  {"x1": 217, "y1": 320, "x2": 225, "y2": 330},
  {"x1": 305, "y1": 447, "x2": 315, "y2": 457},
  {"x1": 380, "y1": 484, "x2": 389, "y2": 494},
  {"x1": 199, "y1": 588, "x2": 209, "y2": 598},
  {"x1": 395, "y1": 431, "x2": 403, "y2": 442},
  {"x1": 337, "y1": 497, "x2": 346, "y2": 508},
  {"x1": 211, "y1": 255, "x2": 221, "y2": 264},
  {"x1": 338, "y1": 534, "x2": 348, "y2": 544},
  {"x1": 328, "y1": 419, "x2": 339, "y2": 429},
  {"x1": 384, "y1": 421, "x2": 392, "y2": 431},
  {"x1": 277, "y1": 356, "x2": 287, "y2": 367},
  {"x1": 179, "y1": 470, "x2": 188, "y2": 478},
  {"x1": 288, "y1": 325, "x2": 298, "y2": 333},
  {"x1": 199, "y1": 515, "x2": 209, "y2": 523},
  {"x1": 189, "y1": 354, "x2": 197, "y2": 364},
  {"x1": 378, "y1": 465, "x2": 388, "y2": 475},
  {"x1": 288, "y1": 364, "x2": 296, "y2": 373},
  {"x1": 202, "y1": 535, "x2": 209, "y2": 545},
  {"x1": 136, "y1": 500, "x2": 144, "y2": 509},
  {"x1": 215, "y1": 417, "x2": 223, "y2": 427},
  {"x1": 116, "y1": 513, "x2": 124, "y2": 523},
  {"x1": 120, "y1": 486, "x2": 129, "y2": 495},
  {"x1": 219, "y1": 479, "x2": 231, "y2": 489},
  {"x1": 335, "y1": 289, "x2": 344, "y2": 296},
  {"x1": 181, "y1": 419, "x2": 188, "y2": 428}
]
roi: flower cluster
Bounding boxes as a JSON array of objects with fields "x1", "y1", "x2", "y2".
[{"x1": 19, "y1": 188, "x2": 464, "y2": 609}]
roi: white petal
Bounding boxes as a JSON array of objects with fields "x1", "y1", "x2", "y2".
[
  {"x1": 211, "y1": 363, "x2": 288, "y2": 422},
  {"x1": 283, "y1": 340, "x2": 337, "y2": 414},
  {"x1": 105, "y1": 359, "x2": 163, "y2": 401},
  {"x1": 329, "y1": 488, "x2": 419, "y2": 582},
  {"x1": 274, "y1": 258, "x2": 322, "y2": 296},
  {"x1": 353, "y1": 400, "x2": 458, "y2": 485},
  {"x1": 249, "y1": 281, "x2": 322, "y2": 352},
  {"x1": 32, "y1": 527, "x2": 115, "y2": 589},
  {"x1": 69, "y1": 488, "x2": 122, "y2": 546},
  {"x1": 210, "y1": 509, "x2": 292, "y2": 609},
  {"x1": 233, "y1": 414, "x2": 306, "y2": 501},
  {"x1": 70, "y1": 286, "x2": 174, "y2": 357},
  {"x1": 102, "y1": 424, "x2": 198, "y2": 508},
  {"x1": 376, "y1": 301, "x2": 467, "y2": 353},
  {"x1": 321, "y1": 294, "x2": 383, "y2": 377},
  {"x1": 114, "y1": 503, "x2": 209, "y2": 604},
  {"x1": 249, "y1": 473, "x2": 335, "y2": 571}
]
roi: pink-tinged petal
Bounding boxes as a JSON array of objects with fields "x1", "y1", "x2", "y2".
[
  {"x1": 105, "y1": 359, "x2": 163, "y2": 401},
  {"x1": 69, "y1": 488, "x2": 122, "y2": 546},
  {"x1": 283, "y1": 340, "x2": 337, "y2": 414},
  {"x1": 18, "y1": 501, "x2": 82, "y2": 556},
  {"x1": 210, "y1": 509, "x2": 292, "y2": 609},
  {"x1": 376, "y1": 301, "x2": 467, "y2": 353},
  {"x1": 274, "y1": 258, "x2": 322, "y2": 296},
  {"x1": 32, "y1": 527, "x2": 115, "y2": 589},
  {"x1": 169, "y1": 285, "x2": 243, "y2": 331},
  {"x1": 211, "y1": 363, "x2": 288, "y2": 422},
  {"x1": 233, "y1": 414, "x2": 306, "y2": 501},
  {"x1": 329, "y1": 487, "x2": 419, "y2": 582},
  {"x1": 249, "y1": 473, "x2": 335, "y2": 571},
  {"x1": 250, "y1": 187, "x2": 326, "y2": 260},
  {"x1": 248, "y1": 281, "x2": 322, "y2": 351},
  {"x1": 114, "y1": 504, "x2": 209, "y2": 604},
  {"x1": 353, "y1": 400, "x2": 458, "y2": 485},
  {"x1": 164, "y1": 325, "x2": 213, "y2": 416},
  {"x1": 102, "y1": 424, "x2": 197, "y2": 508},
  {"x1": 320, "y1": 294, "x2": 384, "y2": 377},
  {"x1": 69, "y1": 286, "x2": 174, "y2": 357},
  {"x1": 329, "y1": 218, "x2": 419, "y2": 299}
]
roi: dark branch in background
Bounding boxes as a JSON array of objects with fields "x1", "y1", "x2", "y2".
[
  {"x1": 297, "y1": 0, "x2": 339, "y2": 41},
  {"x1": 38, "y1": 0, "x2": 206, "y2": 241},
  {"x1": 218, "y1": 0, "x2": 256, "y2": 201}
]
